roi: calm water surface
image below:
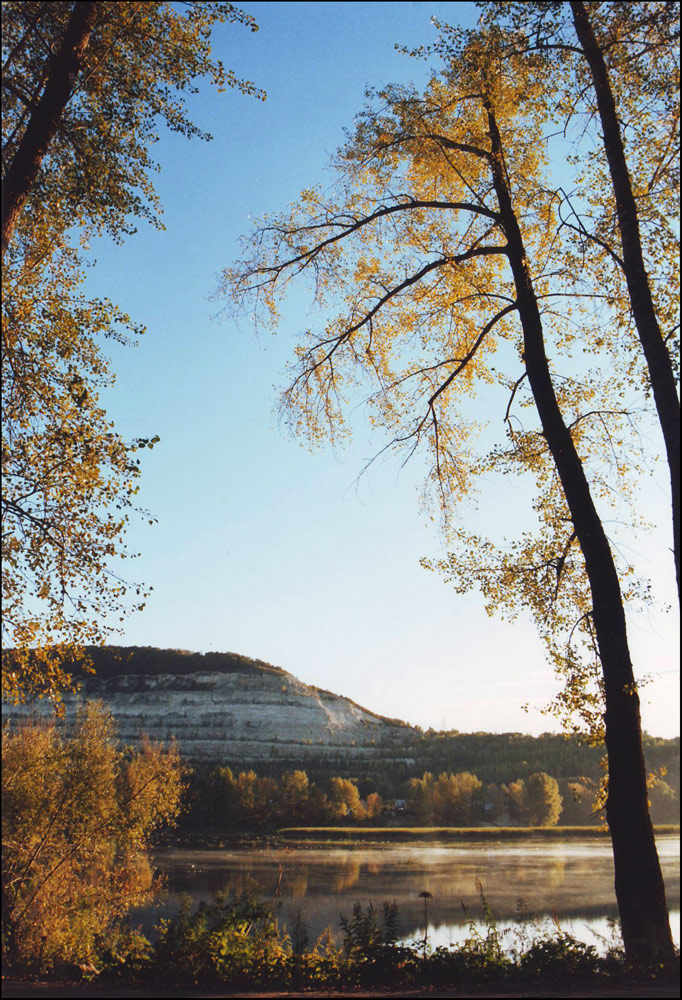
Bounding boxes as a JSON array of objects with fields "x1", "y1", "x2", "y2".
[{"x1": 142, "y1": 835, "x2": 680, "y2": 952}]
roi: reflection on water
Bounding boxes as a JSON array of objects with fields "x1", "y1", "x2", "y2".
[
  {"x1": 330, "y1": 855, "x2": 362, "y2": 893},
  {"x1": 138, "y1": 835, "x2": 680, "y2": 951}
]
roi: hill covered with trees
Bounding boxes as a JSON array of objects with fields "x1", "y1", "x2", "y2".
[{"x1": 4, "y1": 647, "x2": 678, "y2": 825}]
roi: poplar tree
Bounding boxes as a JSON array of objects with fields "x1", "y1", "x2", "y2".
[
  {"x1": 524, "y1": 772, "x2": 563, "y2": 827},
  {"x1": 223, "y1": 25, "x2": 674, "y2": 964}
]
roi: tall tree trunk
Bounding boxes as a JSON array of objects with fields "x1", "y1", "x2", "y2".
[
  {"x1": 569, "y1": 0, "x2": 681, "y2": 600},
  {"x1": 484, "y1": 97, "x2": 675, "y2": 965},
  {"x1": 1, "y1": 1, "x2": 97, "y2": 258}
]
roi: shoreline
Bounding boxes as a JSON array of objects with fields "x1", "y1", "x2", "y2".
[{"x1": 160, "y1": 824, "x2": 680, "y2": 850}]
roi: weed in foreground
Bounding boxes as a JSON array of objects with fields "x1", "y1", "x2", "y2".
[{"x1": 11, "y1": 878, "x2": 678, "y2": 989}]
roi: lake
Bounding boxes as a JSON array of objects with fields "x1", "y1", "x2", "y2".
[{"x1": 141, "y1": 834, "x2": 680, "y2": 953}]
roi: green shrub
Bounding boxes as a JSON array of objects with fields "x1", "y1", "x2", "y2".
[
  {"x1": 153, "y1": 880, "x2": 287, "y2": 985},
  {"x1": 518, "y1": 934, "x2": 600, "y2": 978}
]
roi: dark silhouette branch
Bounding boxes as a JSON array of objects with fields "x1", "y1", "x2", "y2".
[
  {"x1": 235, "y1": 197, "x2": 501, "y2": 294},
  {"x1": 290, "y1": 244, "x2": 509, "y2": 386}
]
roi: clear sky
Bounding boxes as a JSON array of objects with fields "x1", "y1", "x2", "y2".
[{"x1": 83, "y1": 2, "x2": 679, "y2": 738}]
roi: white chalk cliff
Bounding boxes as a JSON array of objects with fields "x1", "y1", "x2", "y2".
[{"x1": 2, "y1": 647, "x2": 416, "y2": 767}]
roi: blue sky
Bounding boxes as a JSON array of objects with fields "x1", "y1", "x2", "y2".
[{"x1": 84, "y1": 2, "x2": 679, "y2": 737}]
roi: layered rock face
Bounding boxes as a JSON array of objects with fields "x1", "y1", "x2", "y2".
[{"x1": 2, "y1": 647, "x2": 416, "y2": 769}]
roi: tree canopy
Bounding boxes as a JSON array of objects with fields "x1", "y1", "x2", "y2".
[{"x1": 1, "y1": 2, "x2": 263, "y2": 701}]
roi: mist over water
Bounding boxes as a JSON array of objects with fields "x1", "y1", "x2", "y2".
[{"x1": 140, "y1": 835, "x2": 680, "y2": 951}]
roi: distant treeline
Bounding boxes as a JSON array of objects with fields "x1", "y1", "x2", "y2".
[
  {"x1": 180, "y1": 730, "x2": 680, "y2": 809},
  {"x1": 53, "y1": 645, "x2": 288, "y2": 680},
  {"x1": 382, "y1": 730, "x2": 680, "y2": 791},
  {"x1": 180, "y1": 764, "x2": 679, "y2": 835}
]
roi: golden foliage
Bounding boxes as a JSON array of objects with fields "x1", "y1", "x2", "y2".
[{"x1": 2, "y1": 702, "x2": 185, "y2": 973}]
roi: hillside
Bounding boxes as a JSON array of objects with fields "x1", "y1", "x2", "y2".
[
  {"x1": 2, "y1": 647, "x2": 678, "y2": 795},
  {"x1": 1, "y1": 646, "x2": 416, "y2": 771}
]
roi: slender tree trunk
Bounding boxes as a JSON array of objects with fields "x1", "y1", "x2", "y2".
[
  {"x1": 1, "y1": 1, "x2": 97, "y2": 258},
  {"x1": 484, "y1": 97, "x2": 674, "y2": 965},
  {"x1": 569, "y1": 0, "x2": 681, "y2": 600}
]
